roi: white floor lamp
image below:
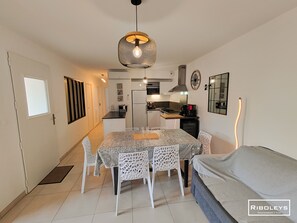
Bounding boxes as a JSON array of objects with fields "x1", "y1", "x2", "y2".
[{"x1": 234, "y1": 97, "x2": 242, "y2": 149}]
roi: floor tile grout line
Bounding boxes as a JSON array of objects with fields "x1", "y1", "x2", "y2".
[
  {"x1": 51, "y1": 136, "x2": 86, "y2": 222},
  {"x1": 131, "y1": 179, "x2": 134, "y2": 223},
  {"x1": 91, "y1": 170, "x2": 106, "y2": 220},
  {"x1": 157, "y1": 173, "x2": 171, "y2": 209},
  {"x1": 50, "y1": 173, "x2": 80, "y2": 222}
]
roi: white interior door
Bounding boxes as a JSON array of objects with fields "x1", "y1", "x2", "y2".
[
  {"x1": 85, "y1": 83, "x2": 94, "y2": 130},
  {"x1": 8, "y1": 52, "x2": 59, "y2": 192},
  {"x1": 98, "y1": 87, "x2": 105, "y2": 122},
  {"x1": 93, "y1": 86, "x2": 99, "y2": 126}
]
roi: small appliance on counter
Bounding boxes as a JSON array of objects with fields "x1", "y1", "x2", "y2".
[
  {"x1": 180, "y1": 104, "x2": 197, "y2": 117},
  {"x1": 119, "y1": 104, "x2": 128, "y2": 113},
  {"x1": 147, "y1": 101, "x2": 155, "y2": 110}
]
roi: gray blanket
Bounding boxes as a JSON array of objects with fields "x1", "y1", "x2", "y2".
[{"x1": 192, "y1": 146, "x2": 297, "y2": 222}]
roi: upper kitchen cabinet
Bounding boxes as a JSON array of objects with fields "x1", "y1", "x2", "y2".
[
  {"x1": 160, "y1": 81, "x2": 173, "y2": 94},
  {"x1": 131, "y1": 81, "x2": 146, "y2": 90},
  {"x1": 129, "y1": 69, "x2": 173, "y2": 94}
]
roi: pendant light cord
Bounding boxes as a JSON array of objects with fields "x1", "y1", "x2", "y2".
[{"x1": 135, "y1": 5, "x2": 138, "y2": 31}]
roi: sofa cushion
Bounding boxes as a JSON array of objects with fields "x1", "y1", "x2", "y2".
[
  {"x1": 199, "y1": 173, "x2": 292, "y2": 222},
  {"x1": 231, "y1": 146, "x2": 297, "y2": 198}
]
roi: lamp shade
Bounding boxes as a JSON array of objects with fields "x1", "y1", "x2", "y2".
[{"x1": 118, "y1": 31, "x2": 156, "y2": 68}]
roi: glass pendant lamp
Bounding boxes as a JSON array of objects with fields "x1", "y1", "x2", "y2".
[{"x1": 118, "y1": 0, "x2": 156, "y2": 68}]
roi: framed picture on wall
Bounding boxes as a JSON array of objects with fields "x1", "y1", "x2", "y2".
[{"x1": 117, "y1": 83, "x2": 123, "y2": 102}]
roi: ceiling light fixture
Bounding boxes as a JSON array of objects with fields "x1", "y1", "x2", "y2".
[
  {"x1": 100, "y1": 73, "x2": 106, "y2": 83},
  {"x1": 118, "y1": 0, "x2": 156, "y2": 68}
]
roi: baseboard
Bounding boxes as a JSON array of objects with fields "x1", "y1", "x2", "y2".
[
  {"x1": 59, "y1": 143, "x2": 77, "y2": 162},
  {"x1": 59, "y1": 123, "x2": 101, "y2": 162},
  {"x1": 0, "y1": 191, "x2": 26, "y2": 220},
  {"x1": 59, "y1": 135, "x2": 86, "y2": 162}
]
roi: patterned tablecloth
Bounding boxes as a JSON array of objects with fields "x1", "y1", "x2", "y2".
[{"x1": 96, "y1": 129, "x2": 202, "y2": 171}]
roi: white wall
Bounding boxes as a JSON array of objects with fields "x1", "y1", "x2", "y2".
[
  {"x1": 0, "y1": 24, "x2": 103, "y2": 213},
  {"x1": 106, "y1": 74, "x2": 132, "y2": 128},
  {"x1": 187, "y1": 8, "x2": 297, "y2": 159}
]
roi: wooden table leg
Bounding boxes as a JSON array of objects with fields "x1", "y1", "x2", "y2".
[
  {"x1": 184, "y1": 160, "x2": 189, "y2": 187},
  {"x1": 113, "y1": 167, "x2": 118, "y2": 195}
]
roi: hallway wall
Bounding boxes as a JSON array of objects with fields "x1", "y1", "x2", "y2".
[{"x1": 0, "y1": 24, "x2": 105, "y2": 214}]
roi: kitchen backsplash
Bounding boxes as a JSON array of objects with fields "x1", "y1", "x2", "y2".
[
  {"x1": 147, "y1": 94, "x2": 170, "y2": 102},
  {"x1": 148, "y1": 101, "x2": 182, "y2": 111}
]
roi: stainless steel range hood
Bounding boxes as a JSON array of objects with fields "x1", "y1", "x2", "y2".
[{"x1": 169, "y1": 65, "x2": 188, "y2": 92}]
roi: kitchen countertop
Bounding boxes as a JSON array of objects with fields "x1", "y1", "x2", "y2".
[
  {"x1": 102, "y1": 111, "x2": 126, "y2": 119},
  {"x1": 147, "y1": 107, "x2": 180, "y2": 113},
  {"x1": 147, "y1": 107, "x2": 199, "y2": 119},
  {"x1": 147, "y1": 108, "x2": 161, "y2": 111},
  {"x1": 160, "y1": 113, "x2": 183, "y2": 119}
]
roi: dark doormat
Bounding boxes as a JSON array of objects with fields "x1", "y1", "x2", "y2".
[{"x1": 39, "y1": 165, "x2": 74, "y2": 185}]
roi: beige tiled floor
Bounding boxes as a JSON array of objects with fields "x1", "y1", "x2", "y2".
[{"x1": 1, "y1": 123, "x2": 208, "y2": 223}]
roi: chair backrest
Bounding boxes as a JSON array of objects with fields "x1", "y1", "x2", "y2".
[
  {"x1": 198, "y1": 130, "x2": 212, "y2": 154},
  {"x1": 153, "y1": 144, "x2": 180, "y2": 171},
  {"x1": 118, "y1": 150, "x2": 149, "y2": 181},
  {"x1": 82, "y1": 136, "x2": 93, "y2": 162}
]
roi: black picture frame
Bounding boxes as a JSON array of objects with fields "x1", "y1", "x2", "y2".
[{"x1": 208, "y1": 72, "x2": 229, "y2": 115}]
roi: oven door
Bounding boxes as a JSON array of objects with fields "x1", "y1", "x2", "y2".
[{"x1": 146, "y1": 82, "x2": 160, "y2": 95}]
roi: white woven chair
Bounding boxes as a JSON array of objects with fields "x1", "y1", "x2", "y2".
[
  {"x1": 152, "y1": 144, "x2": 184, "y2": 197},
  {"x1": 116, "y1": 150, "x2": 154, "y2": 216},
  {"x1": 198, "y1": 130, "x2": 212, "y2": 154},
  {"x1": 81, "y1": 136, "x2": 96, "y2": 193}
]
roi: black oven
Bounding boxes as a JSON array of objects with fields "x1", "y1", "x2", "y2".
[
  {"x1": 180, "y1": 117, "x2": 199, "y2": 138},
  {"x1": 146, "y1": 82, "x2": 160, "y2": 95}
]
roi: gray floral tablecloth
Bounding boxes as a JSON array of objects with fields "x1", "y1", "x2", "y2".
[{"x1": 94, "y1": 129, "x2": 202, "y2": 175}]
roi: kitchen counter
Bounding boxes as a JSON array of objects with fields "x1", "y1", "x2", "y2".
[
  {"x1": 102, "y1": 111, "x2": 126, "y2": 119},
  {"x1": 147, "y1": 108, "x2": 161, "y2": 111},
  {"x1": 160, "y1": 113, "x2": 183, "y2": 119},
  {"x1": 147, "y1": 107, "x2": 178, "y2": 112},
  {"x1": 102, "y1": 111, "x2": 126, "y2": 136}
]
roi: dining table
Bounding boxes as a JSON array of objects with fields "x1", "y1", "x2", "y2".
[{"x1": 95, "y1": 128, "x2": 202, "y2": 195}]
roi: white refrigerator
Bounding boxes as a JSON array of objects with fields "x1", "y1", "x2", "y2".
[{"x1": 132, "y1": 90, "x2": 147, "y2": 128}]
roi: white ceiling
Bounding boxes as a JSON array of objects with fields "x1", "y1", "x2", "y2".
[{"x1": 0, "y1": 0, "x2": 297, "y2": 71}]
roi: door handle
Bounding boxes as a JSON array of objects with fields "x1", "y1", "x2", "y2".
[{"x1": 52, "y1": 114, "x2": 56, "y2": 125}]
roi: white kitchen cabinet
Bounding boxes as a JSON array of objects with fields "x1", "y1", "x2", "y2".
[
  {"x1": 160, "y1": 81, "x2": 172, "y2": 94},
  {"x1": 147, "y1": 110, "x2": 161, "y2": 128},
  {"x1": 160, "y1": 117, "x2": 180, "y2": 129},
  {"x1": 103, "y1": 118, "x2": 125, "y2": 136},
  {"x1": 131, "y1": 81, "x2": 146, "y2": 90}
]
